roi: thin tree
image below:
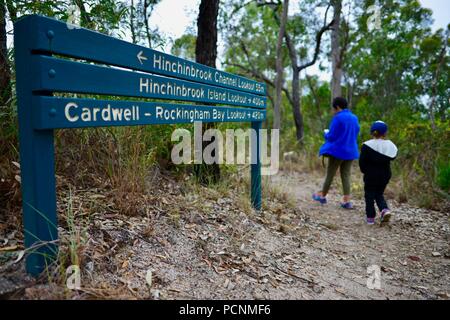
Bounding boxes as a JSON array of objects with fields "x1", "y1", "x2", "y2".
[
  {"x1": 0, "y1": 0, "x2": 11, "y2": 107},
  {"x1": 330, "y1": 0, "x2": 342, "y2": 101},
  {"x1": 274, "y1": 0, "x2": 288, "y2": 130},
  {"x1": 143, "y1": 0, "x2": 157, "y2": 47},
  {"x1": 130, "y1": 0, "x2": 137, "y2": 44},
  {"x1": 193, "y1": 0, "x2": 221, "y2": 184}
]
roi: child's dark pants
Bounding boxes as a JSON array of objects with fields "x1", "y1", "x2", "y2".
[{"x1": 364, "y1": 183, "x2": 388, "y2": 218}]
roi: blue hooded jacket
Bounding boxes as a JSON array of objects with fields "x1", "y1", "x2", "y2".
[{"x1": 319, "y1": 109, "x2": 360, "y2": 160}]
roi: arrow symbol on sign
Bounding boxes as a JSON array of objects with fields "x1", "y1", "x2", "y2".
[{"x1": 137, "y1": 50, "x2": 147, "y2": 65}]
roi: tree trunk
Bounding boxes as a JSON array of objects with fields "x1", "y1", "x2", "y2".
[
  {"x1": 143, "y1": 0, "x2": 151, "y2": 47},
  {"x1": 130, "y1": 0, "x2": 136, "y2": 44},
  {"x1": 195, "y1": 0, "x2": 219, "y2": 68},
  {"x1": 193, "y1": 0, "x2": 220, "y2": 185},
  {"x1": 284, "y1": 29, "x2": 304, "y2": 142},
  {"x1": 274, "y1": 0, "x2": 288, "y2": 130},
  {"x1": 0, "y1": 0, "x2": 11, "y2": 106},
  {"x1": 291, "y1": 68, "x2": 304, "y2": 141},
  {"x1": 330, "y1": 0, "x2": 342, "y2": 101}
]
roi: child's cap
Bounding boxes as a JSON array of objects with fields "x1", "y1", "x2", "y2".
[{"x1": 370, "y1": 120, "x2": 388, "y2": 135}]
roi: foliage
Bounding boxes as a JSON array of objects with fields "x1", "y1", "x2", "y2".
[
  {"x1": 171, "y1": 34, "x2": 196, "y2": 61},
  {"x1": 346, "y1": 0, "x2": 448, "y2": 119},
  {"x1": 437, "y1": 162, "x2": 450, "y2": 193}
]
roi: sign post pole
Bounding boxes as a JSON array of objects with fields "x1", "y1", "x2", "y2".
[
  {"x1": 251, "y1": 121, "x2": 262, "y2": 211},
  {"x1": 15, "y1": 18, "x2": 58, "y2": 276}
]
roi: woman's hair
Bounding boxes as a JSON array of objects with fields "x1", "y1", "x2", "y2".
[{"x1": 332, "y1": 97, "x2": 348, "y2": 109}]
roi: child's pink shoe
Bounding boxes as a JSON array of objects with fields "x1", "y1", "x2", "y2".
[
  {"x1": 380, "y1": 209, "x2": 392, "y2": 223},
  {"x1": 366, "y1": 217, "x2": 375, "y2": 225}
]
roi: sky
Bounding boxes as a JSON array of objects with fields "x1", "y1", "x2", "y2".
[
  {"x1": 421, "y1": 0, "x2": 450, "y2": 30},
  {"x1": 147, "y1": 0, "x2": 449, "y2": 79},
  {"x1": 148, "y1": 0, "x2": 199, "y2": 43},
  {"x1": 149, "y1": 0, "x2": 450, "y2": 50},
  {"x1": 6, "y1": 1, "x2": 449, "y2": 49}
]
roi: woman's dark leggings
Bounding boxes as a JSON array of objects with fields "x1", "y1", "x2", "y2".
[{"x1": 364, "y1": 184, "x2": 389, "y2": 218}]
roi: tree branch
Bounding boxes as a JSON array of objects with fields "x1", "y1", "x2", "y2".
[
  {"x1": 238, "y1": 40, "x2": 293, "y2": 105},
  {"x1": 272, "y1": 3, "x2": 334, "y2": 72},
  {"x1": 228, "y1": 0, "x2": 256, "y2": 18},
  {"x1": 298, "y1": 17, "x2": 334, "y2": 72},
  {"x1": 74, "y1": 0, "x2": 92, "y2": 28},
  {"x1": 284, "y1": 28, "x2": 298, "y2": 70},
  {"x1": 227, "y1": 0, "x2": 280, "y2": 20},
  {"x1": 256, "y1": 0, "x2": 281, "y2": 8},
  {"x1": 144, "y1": 0, "x2": 152, "y2": 48}
]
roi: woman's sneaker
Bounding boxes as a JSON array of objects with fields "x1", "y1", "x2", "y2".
[
  {"x1": 380, "y1": 209, "x2": 392, "y2": 223},
  {"x1": 367, "y1": 217, "x2": 375, "y2": 225},
  {"x1": 312, "y1": 193, "x2": 327, "y2": 204},
  {"x1": 340, "y1": 202, "x2": 354, "y2": 209}
]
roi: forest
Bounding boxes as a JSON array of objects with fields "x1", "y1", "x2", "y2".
[{"x1": 0, "y1": 0, "x2": 449, "y2": 301}]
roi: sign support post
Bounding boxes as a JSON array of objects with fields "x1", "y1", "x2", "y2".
[
  {"x1": 251, "y1": 121, "x2": 262, "y2": 211},
  {"x1": 15, "y1": 19, "x2": 58, "y2": 276}
]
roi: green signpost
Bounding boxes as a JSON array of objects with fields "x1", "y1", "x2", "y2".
[{"x1": 14, "y1": 15, "x2": 267, "y2": 276}]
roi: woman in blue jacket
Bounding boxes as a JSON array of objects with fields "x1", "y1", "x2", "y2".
[{"x1": 313, "y1": 97, "x2": 360, "y2": 208}]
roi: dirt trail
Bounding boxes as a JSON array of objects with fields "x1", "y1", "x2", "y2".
[
  {"x1": 269, "y1": 170, "x2": 449, "y2": 299},
  {"x1": 1, "y1": 169, "x2": 449, "y2": 300}
]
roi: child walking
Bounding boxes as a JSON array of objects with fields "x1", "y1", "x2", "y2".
[{"x1": 359, "y1": 121, "x2": 398, "y2": 225}]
